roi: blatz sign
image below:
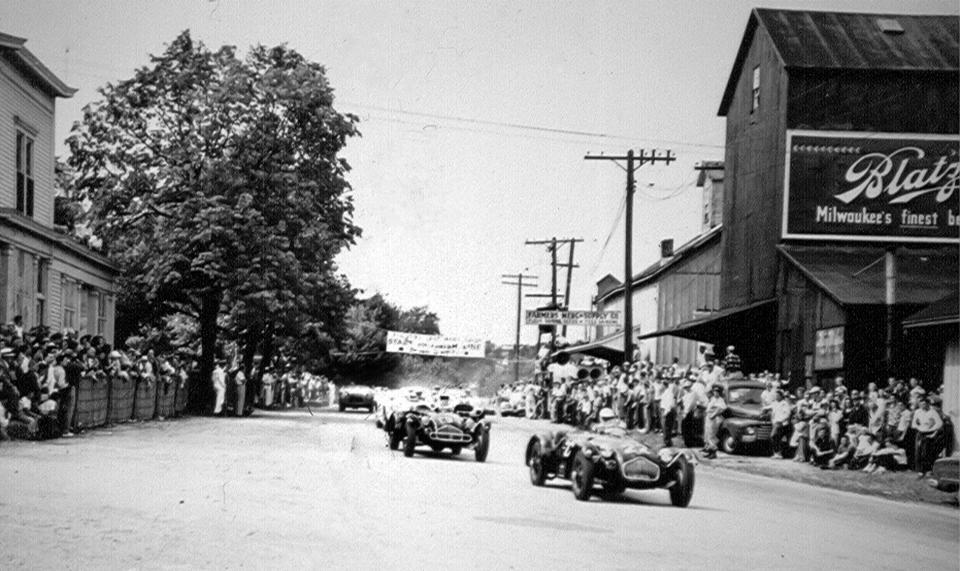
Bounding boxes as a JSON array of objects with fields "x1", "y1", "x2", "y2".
[{"x1": 783, "y1": 131, "x2": 959, "y2": 243}]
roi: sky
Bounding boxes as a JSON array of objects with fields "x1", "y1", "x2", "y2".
[{"x1": 2, "y1": 0, "x2": 956, "y2": 346}]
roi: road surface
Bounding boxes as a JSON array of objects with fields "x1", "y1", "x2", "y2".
[{"x1": 1, "y1": 408, "x2": 957, "y2": 570}]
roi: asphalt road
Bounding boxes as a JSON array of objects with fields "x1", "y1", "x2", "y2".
[{"x1": 0, "y1": 407, "x2": 957, "y2": 570}]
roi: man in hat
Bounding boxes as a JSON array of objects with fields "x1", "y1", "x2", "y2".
[{"x1": 703, "y1": 385, "x2": 727, "y2": 459}]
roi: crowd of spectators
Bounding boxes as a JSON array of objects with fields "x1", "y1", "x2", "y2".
[
  {"x1": 0, "y1": 316, "x2": 190, "y2": 442},
  {"x1": 499, "y1": 344, "x2": 953, "y2": 479}
]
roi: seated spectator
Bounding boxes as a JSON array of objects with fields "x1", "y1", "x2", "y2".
[
  {"x1": 864, "y1": 437, "x2": 908, "y2": 474},
  {"x1": 828, "y1": 435, "x2": 854, "y2": 470},
  {"x1": 809, "y1": 418, "x2": 835, "y2": 467},
  {"x1": 849, "y1": 432, "x2": 880, "y2": 471}
]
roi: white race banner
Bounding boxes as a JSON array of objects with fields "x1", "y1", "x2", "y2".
[
  {"x1": 525, "y1": 309, "x2": 621, "y2": 326},
  {"x1": 386, "y1": 331, "x2": 486, "y2": 359}
]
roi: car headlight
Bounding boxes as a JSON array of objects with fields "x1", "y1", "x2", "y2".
[{"x1": 745, "y1": 427, "x2": 756, "y2": 435}]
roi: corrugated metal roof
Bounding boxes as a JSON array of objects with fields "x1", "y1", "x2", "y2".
[
  {"x1": 756, "y1": 9, "x2": 959, "y2": 70},
  {"x1": 719, "y1": 9, "x2": 959, "y2": 115},
  {"x1": 778, "y1": 245, "x2": 958, "y2": 306}
]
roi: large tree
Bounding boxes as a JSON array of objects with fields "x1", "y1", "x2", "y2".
[{"x1": 67, "y1": 31, "x2": 360, "y2": 403}]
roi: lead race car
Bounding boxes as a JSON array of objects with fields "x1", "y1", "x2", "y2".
[
  {"x1": 525, "y1": 410, "x2": 697, "y2": 506},
  {"x1": 385, "y1": 400, "x2": 492, "y2": 462}
]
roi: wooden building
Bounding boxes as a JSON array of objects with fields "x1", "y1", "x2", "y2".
[
  {"x1": 0, "y1": 33, "x2": 118, "y2": 341},
  {"x1": 642, "y1": 9, "x2": 959, "y2": 388}
]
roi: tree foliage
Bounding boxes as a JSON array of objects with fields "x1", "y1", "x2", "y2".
[{"x1": 66, "y1": 31, "x2": 361, "y2": 389}]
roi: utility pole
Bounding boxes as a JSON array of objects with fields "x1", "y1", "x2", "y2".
[
  {"x1": 525, "y1": 237, "x2": 583, "y2": 350},
  {"x1": 585, "y1": 149, "x2": 675, "y2": 363},
  {"x1": 501, "y1": 273, "x2": 538, "y2": 384}
]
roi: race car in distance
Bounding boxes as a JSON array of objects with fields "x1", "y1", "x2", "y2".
[
  {"x1": 338, "y1": 384, "x2": 375, "y2": 412},
  {"x1": 386, "y1": 402, "x2": 492, "y2": 462},
  {"x1": 525, "y1": 424, "x2": 696, "y2": 506}
]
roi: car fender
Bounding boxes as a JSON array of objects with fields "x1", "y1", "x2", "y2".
[
  {"x1": 721, "y1": 417, "x2": 766, "y2": 435},
  {"x1": 660, "y1": 447, "x2": 700, "y2": 467}
]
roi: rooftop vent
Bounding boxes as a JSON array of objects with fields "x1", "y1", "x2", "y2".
[{"x1": 877, "y1": 18, "x2": 904, "y2": 35}]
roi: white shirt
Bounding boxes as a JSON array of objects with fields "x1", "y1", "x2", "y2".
[
  {"x1": 212, "y1": 366, "x2": 226, "y2": 389},
  {"x1": 912, "y1": 408, "x2": 943, "y2": 434}
]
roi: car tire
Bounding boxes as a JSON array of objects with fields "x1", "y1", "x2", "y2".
[
  {"x1": 570, "y1": 451, "x2": 595, "y2": 501},
  {"x1": 721, "y1": 431, "x2": 738, "y2": 455},
  {"x1": 450, "y1": 446, "x2": 462, "y2": 455},
  {"x1": 669, "y1": 456, "x2": 695, "y2": 508},
  {"x1": 338, "y1": 403, "x2": 345, "y2": 412},
  {"x1": 388, "y1": 429, "x2": 402, "y2": 451},
  {"x1": 528, "y1": 440, "x2": 546, "y2": 486},
  {"x1": 403, "y1": 422, "x2": 417, "y2": 458},
  {"x1": 474, "y1": 429, "x2": 490, "y2": 463}
]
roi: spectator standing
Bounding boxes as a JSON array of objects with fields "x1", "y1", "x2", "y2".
[
  {"x1": 769, "y1": 391, "x2": 792, "y2": 459},
  {"x1": 703, "y1": 385, "x2": 727, "y2": 459},
  {"x1": 912, "y1": 397, "x2": 943, "y2": 477},
  {"x1": 722, "y1": 345, "x2": 742, "y2": 376},
  {"x1": 212, "y1": 361, "x2": 226, "y2": 415},
  {"x1": 234, "y1": 368, "x2": 247, "y2": 417},
  {"x1": 659, "y1": 378, "x2": 678, "y2": 447},
  {"x1": 59, "y1": 352, "x2": 83, "y2": 436}
]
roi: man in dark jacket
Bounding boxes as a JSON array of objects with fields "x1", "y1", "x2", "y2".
[{"x1": 61, "y1": 351, "x2": 84, "y2": 436}]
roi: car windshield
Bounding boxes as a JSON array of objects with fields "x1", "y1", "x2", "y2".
[{"x1": 727, "y1": 387, "x2": 763, "y2": 405}]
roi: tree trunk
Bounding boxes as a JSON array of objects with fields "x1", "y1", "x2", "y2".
[{"x1": 189, "y1": 290, "x2": 221, "y2": 413}]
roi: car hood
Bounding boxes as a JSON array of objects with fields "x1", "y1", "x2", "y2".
[
  {"x1": 576, "y1": 432, "x2": 652, "y2": 461},
  {"x1": 726, "y1": 404, "x2": 764, "y2": 420}
]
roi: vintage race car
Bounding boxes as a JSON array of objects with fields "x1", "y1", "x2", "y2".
[
  {"x1": 525, "y1": 425, "x2": 696, "y2": 505},
  {"x1": 386, "y1": 403, "x2": 491, "y2": 462},
  {"x1": 338, "y1": 384, "x2": 375, "y2": 412}
]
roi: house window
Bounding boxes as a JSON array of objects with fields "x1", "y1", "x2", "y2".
[
  {"x1": 97, "y1": 293, "x2": 107, "y2": 336},
  {"x1": 15, "y1": 131, "x2": 35, "y2": 217},
  {"x1": 751, "y1": 66, "x2": 760, "y2": 112},
  {"x1": 61, "y1": 279, "x2": 77, "y2": 330},
  {"x1": 35, "y1": 259, "x2": 46, "y2": 327}
]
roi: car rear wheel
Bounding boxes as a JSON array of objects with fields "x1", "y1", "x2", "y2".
[
  {"x1": 669, "y1": 456, "x2": 695, "y2": 508},
  {"x1": 570, "y1": 451, "x2": 595, "y2": 501},
  {"x1": 403, "y1": 423, "x2": 417, "y2": 457},
  {"x1": 528, "y1": 440, "x2": 546, "y2": 486},
  {"x1": 474, "y1": 429, "x2": 490, "y2": 463}
]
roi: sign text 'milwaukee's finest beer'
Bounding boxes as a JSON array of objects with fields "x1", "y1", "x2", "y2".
[{"x1": 783, "y1": 131, "x2": 960, "y2": 242}]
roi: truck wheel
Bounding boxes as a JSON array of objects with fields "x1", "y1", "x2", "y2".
[
  {"x1": 570, "y1": 451, "x2": 595, "y2": 501},
  {"x1": 403, "y1": 423, "x2": 417, "y2": 457},
  {"x1": 474, "y1": 429, "x2": 490, "y2": 463},
  {"x1": 528, "y1": 440, "x2": 546, "y2": 486},
  {"x1": 669, "y1": 456, "x2": 695, "y2": 507}
]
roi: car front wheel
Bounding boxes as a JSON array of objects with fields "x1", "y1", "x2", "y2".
[
  {"x1": 570, "y1": 451, "x2": 595, "y2": 501},
  {"x1": 388, "y1": 428, "x2": 402, "y2": 450},
  {"x1": 721, "y1": 432, "x2": 739, "y2": 455},
  {"x1": 474, "y1": 429, "x2": 490, "y2": 463},
  {"x1": 669, "y1": 456, "x2": 695, "y2": 507},
  {"x1": 528, "y1": 440, "x2": 546, "y2": 486}
]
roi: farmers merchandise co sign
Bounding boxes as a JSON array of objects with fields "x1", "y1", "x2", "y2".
[
  {"x1": 783, "y1": 131, "x2": 959, "y2": 242},
  {"x1": 525, "y1": 310, "x2": 621, "y2": 326}
]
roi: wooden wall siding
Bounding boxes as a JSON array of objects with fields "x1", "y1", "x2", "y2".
[
  {"x1": 720, "y1": 25, "x2": 788, "y2": 310},
  {"x1": 788, "y1": 71, "x2": 959, "y2": 133},
  {"x1": 656, "y1": 241, "x2": 722, "y2": 365},
  {"x1": 0, "y1": 58, "x2": 56, "y2": 227}
]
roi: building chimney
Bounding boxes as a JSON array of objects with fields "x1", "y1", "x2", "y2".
[{"x1": 660, "y1": 239, "x2": 674, "y2": 258}]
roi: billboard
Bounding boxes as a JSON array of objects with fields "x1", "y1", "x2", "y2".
[
  {"x1": 814, "y1": 327, "x2": 844, "y2": 371},
  {"x1": 525, "y1": 310, "x2": 621, "y2": 326},
  {"x1": 783, "y1": 131, "x2": 959, "y2": 243},
  {"x1": 385, "y1": 331, "x2": 485, "y2": 359}
]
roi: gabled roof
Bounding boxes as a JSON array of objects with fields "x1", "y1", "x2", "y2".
[
  {"x1": 596, "y1": 224, "x2": 722, "y2": 305},
  {"x1": 0, "y1": 32, "x2": 76, "y2": 98},
  {"x1": 719, "y1": 9, "x2": 959, "y2": 116}
]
